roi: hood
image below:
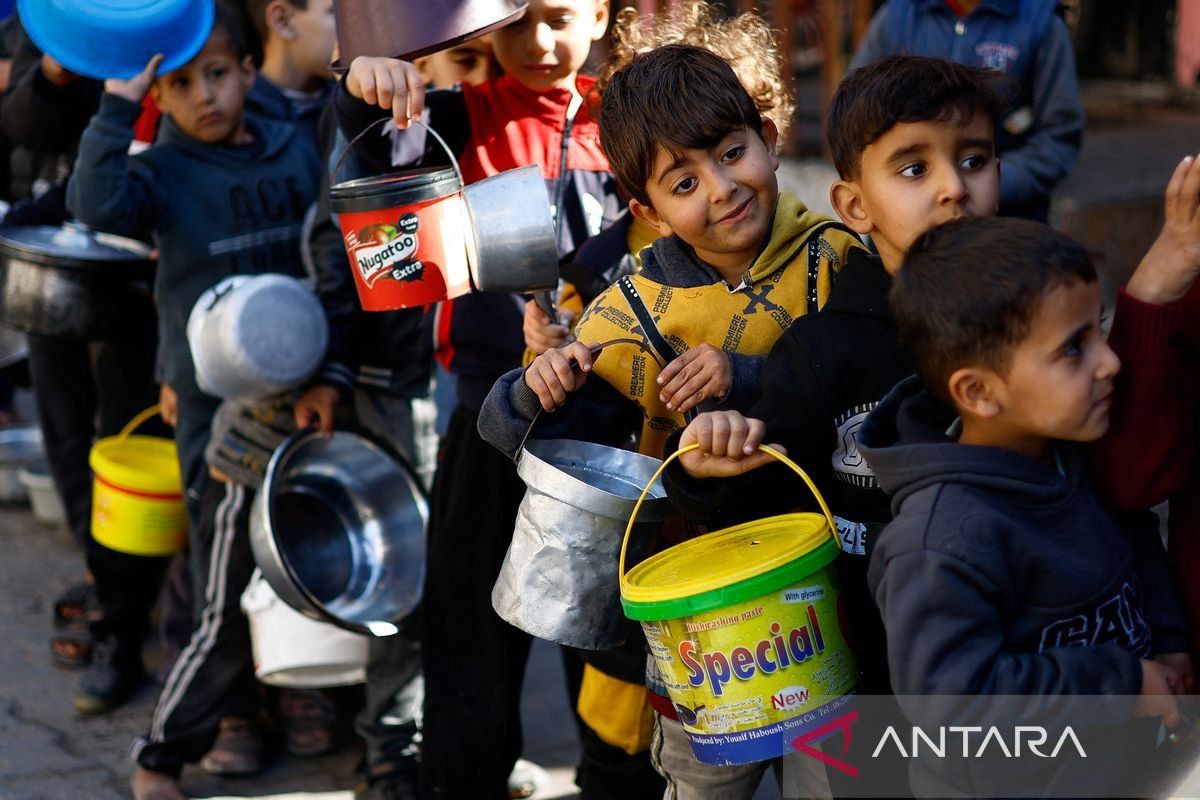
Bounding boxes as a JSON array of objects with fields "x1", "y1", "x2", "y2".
[
  {"x1": 860, "y1": 375, "x2": 1086, "y2": 510},
  {"x1": 821, "y1": 248, "x2": 892, "y2": 322},
  {"x1": 156, "y1": 109, "x2": 296, "y2": 165},
  {"x1": 640, "y1": 192, "x2": 836, "y2": 288}
]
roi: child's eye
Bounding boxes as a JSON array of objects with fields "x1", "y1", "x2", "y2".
[
  {"x1": 721, "y1": 145, "x2": 745, "y2": 163},
  {"x1": 550, "y1": 15, "x2": 574, "y2": 28},
  {"x1": 672, "y1": 176, "x2": 697, "y2": 195},
  {"x1": 899, "y1": 162, "x2": 926, "y2": 178},
  {"x1": 961, "y1": 154, "x2": 988, "y2": 170}
]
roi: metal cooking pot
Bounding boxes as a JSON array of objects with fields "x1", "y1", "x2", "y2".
[
  {"x1": 333, "y1": 0, "x2": 526, "y2": 67},
  {"x1": 249, "y1": 428, "x2": 427, "y2": 636},
  {"x1": 464, "y1": 164, "x2": 559, "y2": 294},
  {"x1": 0, "y1": 225, "x2": 155, "y2": 339}
]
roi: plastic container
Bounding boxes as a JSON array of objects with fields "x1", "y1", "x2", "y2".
[
  {"x1": 620, "y1": 445, "x2": 858, "y2": 766},
  {"x1": 241, "y1": 570, "x2": 368, "y2": 688},
  {"x1": 18, "y1": 462, "x2": 66, "y2": 526},
  {"x1": 90, "y1": 406, "x2": 186, "y2": 556},
  {"x1": 18, "y1": 0, "x2": 214, "y2": 81}
]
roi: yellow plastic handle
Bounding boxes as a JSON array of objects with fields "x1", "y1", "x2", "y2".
[
  {"x1": 118, "y1": 405, "x2": 164, "y2": 441},
  {"x1": 618, "y1": 443, "x2": 839, "y2": 593}
]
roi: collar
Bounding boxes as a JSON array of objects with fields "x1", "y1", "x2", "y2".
[
  {"x1": 820, "y1": 248, "x2": 894, "y2": 322},
  {"x1": 487, "y1": 73, "x2": 599, "y2": 126}
]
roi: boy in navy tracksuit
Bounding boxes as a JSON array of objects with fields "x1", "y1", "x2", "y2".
[
  {"x1": 860, "y1": 217, "x2": 1190, "y2": 797},
  {"x1": 851, "y1": 0, "x2": 1084, "y2": 221},
  {"x1": 332, "y1": 1, "x2": 618, "y2": 795},
  {"x1": 66, "y1": 9, "x2": 319, "y2": 799}
]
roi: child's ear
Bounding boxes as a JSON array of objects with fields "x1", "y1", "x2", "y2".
[
  {"x1": 591, "y1": 0, "x2": 611, "y2": 40},
  {"x1": 629, "y1": 198, "x2": 673, "y2": 239},
  {"x1": 830, "y1": 180, "x2": 872, "y2": 236},
  {"x1": 759, "y1": 118, "x2": 780, "y2": 169},
  {"x1": 266, "y1": 0, "x2": 296, "y2": 40},
  {"x1": 240, "y1": 54, "x2": 257, "y2": 88},
  {"x1": 947, "y1": 367, "x2": 1001, "y2": 420}
]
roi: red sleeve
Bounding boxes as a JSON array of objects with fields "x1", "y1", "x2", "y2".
[{"x1": 1091, "y1": 287, "x2": 1195, "y2": 508}]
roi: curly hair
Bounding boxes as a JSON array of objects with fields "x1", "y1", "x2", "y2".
[{"x1": 598, "y1": 2, "x2": 793, "y2": 142}]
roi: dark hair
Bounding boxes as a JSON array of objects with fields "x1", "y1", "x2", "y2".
[
  {"x1": 826, "y1": 55, "x2": 1009, "y2": 179},
  {"x1": 599, "y1": 44, "x2": 763, "y2": 204},
  {"x1": 891, "y1": 217, "x2": 1098, "y2": 403},
  {"x1": 244, "y1": 0, "x2": 308, "y2": 42},
  {"x1": 211, "y1": 0, "x2": 252, "y2": 60}
]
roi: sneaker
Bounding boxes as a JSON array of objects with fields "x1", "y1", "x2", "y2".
[
  {"x1": 277, "y1": 688, "x2": 340, "y2": 757},
  {"x1": 355, "y1": 762, "x2": 421, "y2": 800},
  {"x1": 200, "y1": 716, "x2": 266, "y2": 776},
  {"x1": 508, "y1": 759, "x2": 549, "y2": 799},
  {"x1": 130, "y1": 768, "x2": 186, "y2": 800},
  {"x1": 73, "y1": 639, "x2": 145, "y2": 715}
]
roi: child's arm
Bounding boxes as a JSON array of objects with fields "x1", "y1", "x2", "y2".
[
  {"x1": 1091, "y1": 155, "x2": 1200, "y2": 508},
  {"x1": 657, "y1": 345, "x2": 757, "y2": 414},
  {"x1": 65, "y1": 56, "x2": 163, "y2": 237}
]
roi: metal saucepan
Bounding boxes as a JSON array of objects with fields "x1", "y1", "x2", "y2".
[
  {"x1": 249, "y1": 428, "x2": 428, "y2": 636},
  {"x1": 0, "y1": 224, "x2": 155, "y2": 339}
]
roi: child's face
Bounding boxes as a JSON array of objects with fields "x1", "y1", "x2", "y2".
[
  {"x1": 490, "y1": 0, "x2": 608, "y2": 92},
  {"x1": 151, "y1": 33, "x2": 255, "y2": 145},
  {"x1": 832, "y1": 112, "x2": 999, "y2": 273},
  {"x1": 284, "y1": 0, "x2": 337, "y2": 84},
  {"x1": 416, "y1": 37, "x2": 500, "y2": 89},
  {"x1": 963, "y1": 280, "x2": 1120, "y2": 457},
  {"x1": 629, "y1": 122, "x2": 780, "y2": 275}
]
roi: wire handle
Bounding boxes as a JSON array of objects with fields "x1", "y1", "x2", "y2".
[
  {"x1": 118, "y1": 405, "x2": 164, "y2": 441},
  {"x1": 618, "y1": 443, "x2": 839, "y2": 594},
  {"x1": 332, "y1": 116, "x2": 465, "y2": 188}
]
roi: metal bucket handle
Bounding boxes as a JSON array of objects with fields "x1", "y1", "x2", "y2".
[
  {"x1": 332, "y1": 116, "x2": 464, "y2": 187},
  {"x1": 618, "y1": 443, "x2": 839, "y2": 594},
  {"x1": 117, "y1": 405, "x2": 165, "y2": 442}
]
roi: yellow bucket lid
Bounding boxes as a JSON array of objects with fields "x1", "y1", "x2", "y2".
[
  {"x1": 622, "y1": 512, "x2": 835, "y2": 612},
  {"x1": 90, "y1": 435, "x2": 182, "y2": 496}
]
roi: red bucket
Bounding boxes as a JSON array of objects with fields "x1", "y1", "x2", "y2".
[{"x1": 330, "y1": 166, "x2": 472, "y2": 311}]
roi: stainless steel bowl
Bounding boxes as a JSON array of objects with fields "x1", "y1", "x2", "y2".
[{"x1": 250, "y1": 429, "x2": 427, "y2": 636}]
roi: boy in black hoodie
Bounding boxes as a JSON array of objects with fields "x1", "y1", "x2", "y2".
[{"x1": 859, "y1": 217, "x2": 1190, "y2": 797}]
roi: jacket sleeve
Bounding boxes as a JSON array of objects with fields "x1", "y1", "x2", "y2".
[
  {"x1": 664, "y1": 330, "x2": 835, "y2": 526},
  {"x1": 0, "y1": 26, "x2": 102, "y2": 152},
  {"x1": 1090, "y1": 288, "x2": 1195, "y2": 508},
  {"x1": 477, "y1": 366, "x2": 641, "y2": 460},
  {"x1": 997, "y1": 17, "x2": 1084, "y2": 208},
  {"x1": 875, "y1": 538, "x2": 1143, "y2": 730},
  {"x1": 65, "y1": 93, "x2": 159, "y2": 239},
  {"x1": 1113, "y1": 508, "x2": 1191, "y2": 655}
]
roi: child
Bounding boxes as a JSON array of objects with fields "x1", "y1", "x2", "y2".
[
  {"x1": 478, "y1": 43, "x2": 862, "y2": 799},
  {"x1": 65, "y1": 7, "x2": 319, "y2": 798},
  {"x1": 659, "y1": 54, "x2": 1004, "y2": 795},
  {"x1": 860, "y1": 216, "x2": 1190, "y2": 797},
  {"x1": 850, "y1": 0, "x2": 1084, "y2": 222},
  {"x1": 333, "y1": 2, "x2": 616, "y2": 795}
]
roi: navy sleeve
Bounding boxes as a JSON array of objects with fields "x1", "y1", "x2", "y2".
[{"x1": 1115, "y1": 508, "x2": 1191, "y2": 655}]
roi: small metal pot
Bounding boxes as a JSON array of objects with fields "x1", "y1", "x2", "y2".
[
  {"x1": 249, "y1": 428, "x2": 427, "y2": 636},
  {"x1": 0, "y1": 225, "x2": 155, "y2": 339},
  {"x1": 464, "y1": 165, "x2": 559, "y2": 294}
]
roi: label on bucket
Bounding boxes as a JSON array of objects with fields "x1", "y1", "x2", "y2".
[
  {"x1": 643, "y1": 571, "x2": 858, "y2": 765},
  {"x1": 339, "y1": 194, "x2": 471, "y2": 311}
]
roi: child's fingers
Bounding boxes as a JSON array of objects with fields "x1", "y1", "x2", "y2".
[
  {"x1": 372, "y1": 64, "x2": 395, "y2": 113},
  {"x1": 709, "y1": 412, "x2": 731, "y2": 458},
  {"x1": 1164, "y1": 156, "x2": 1192, "y2": 222},
  {"x1": 403, "y1": 62, "x2": 426, "y2": 126},
  {"x1": 564, "y1": 340, "x2": 595, "y2": 372},
  {"x1": 1180, "y1": 155, "x2": 1200, "y2": 222},
  {"x1": 524, "y1": 366, "x2": 562, "y2": 411},
  {"x1": 657, "y1": 347, "x2": 697, "y2": 387},
  {"x1": 743, "y1": 418, "x2": 767, "y2": 454}
]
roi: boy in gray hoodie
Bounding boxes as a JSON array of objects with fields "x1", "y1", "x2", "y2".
[{"x1": 860, "y1": 216, "x2": 1190, "y2": 797}]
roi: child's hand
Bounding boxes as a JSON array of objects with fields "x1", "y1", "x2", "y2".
[
  {"x1": 523, "y1": 299, "x2": 574, "y2": 356},
  {"x1": 678, "y1": 411, "x2": 784, "y2": 478},
  {"x1": 1133, "y1": 658, "x2": 1183, "y2": 728},
  {"x1": 1156, "y1": 652, "x2": 1195, "y2": 695},
  {"x1": 40, "y1": 54, "x2": 79, "y2": 87},
  {"x1": 523, "y1": 340, "x2": 595, "y2": 412},
  {"x1": 344, "y1": 56, "x2": 426, "y2": 129},
  {"x1": 658, "y1": 344, "x2": 731, "y2": 414},
  {"x1": 104, "y1": 54, "x2": 163, "y2": 104},
  {"x1": 159, "y1": 383, "x2": 178, "y2": 428},
  {"x1": 294, "y1": 384, "x2": 340, "y2": 436},
  {"x1": 1126, "y1": 154, "x2": 1200, "y2": 305}
]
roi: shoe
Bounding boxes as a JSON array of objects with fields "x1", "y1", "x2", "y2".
[
  {"x1": 73, "y1": 639, "x2": 145, "y2": 715},
  {"x1": 355, "y1": 763, "x2": 421, "y2": 800},
  {"x1": 508, "y1": 759, "x2": 549, "y2": 799},
  {"x1": 200, "y1": 716, "x2": 266, "y2": 776},
  {"x1": 277, "y1": 688, "x2": 340, "y2": 757},
  {"x1": 131, "y1": 768, "x2": 186, "y2": 800}
]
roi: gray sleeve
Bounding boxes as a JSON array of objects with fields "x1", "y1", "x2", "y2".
[
  {"x1": 849, "y1": 4, "x2": 894, "y2": 71},
  {"x1": 714, "y1": 352, "x2": 765, "y2": 411},
  {"x1": 998, "y1": 17, "x2": 1085, "y2": 206}
]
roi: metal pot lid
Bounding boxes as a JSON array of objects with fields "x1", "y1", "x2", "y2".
[{"x1": 0, "y1": 224, "x2": 153, "y2": 265}]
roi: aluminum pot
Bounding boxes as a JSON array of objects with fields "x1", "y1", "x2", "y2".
[
  {"x1": 0, "y1": 425, "x2": 43, "y2": 504},
  {"x1": 464, "y1": 164, "x2": 559, "y2": 294},
  {"x1": 333, "y1": 0, "x2": 526, "y2": 67},
  {"x1": 0, "y1": 225, "x2": 154, "y2": 339},
  {"x1": 492, "y1": 438, "x2": 674, "y2": 650},
  {"x1": 249, "y1": 428, "x2": 427, "y2": 636}
]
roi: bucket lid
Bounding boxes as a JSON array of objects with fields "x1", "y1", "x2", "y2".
[
  {"x1": 621, "y1": 513, "x2": 839, "y2": 621},
  {"x1": 0, "y1": 225, "x2": 153, "y2": 268},
  {"x1": 330, "y1": 167, "x2": 462, "y2": 213}
]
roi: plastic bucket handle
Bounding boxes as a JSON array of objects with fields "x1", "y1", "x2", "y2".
[
  {"x1": 618, "y1": 443, "x2": 839, "y2": 595},
  {"x1": 117, "y1": 405, "x2": 165, "y2": 442},
  {"x1": 332, "y1": 116, "x2": 464, "y2": 187}
]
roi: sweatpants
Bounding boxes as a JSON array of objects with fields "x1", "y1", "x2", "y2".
[
  {"x1": 132, "y1": 478, "x2": 259, "y2": 776},
  {"x1": 27, "y1": 333, "x2": 167, "y2": 650},
  {"x1": 420, "y1": 406, "x2": 532, "y2": 799}
]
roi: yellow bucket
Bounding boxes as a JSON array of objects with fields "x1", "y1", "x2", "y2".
[
  {"x1": 89, "y1": 405, "x2": 186, "y2": 556},
  {"x1": 620, "y1": 445, "x2": 858, "y2": 766}
]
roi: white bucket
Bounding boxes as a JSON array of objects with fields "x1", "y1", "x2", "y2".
[
  {"x1": 18, "y1": 464, "x2": 65, "y2": 526},
  {"x1": 240, "y1": 569, "x2": 368, "y2": 688}
]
